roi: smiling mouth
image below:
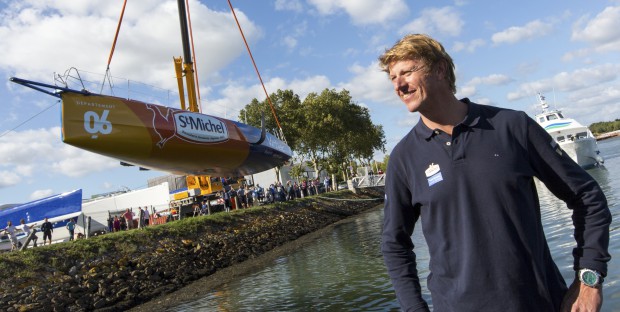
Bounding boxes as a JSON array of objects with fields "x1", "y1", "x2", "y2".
[{"x1": 400, "y1": 89, "x2": 416, "y2": 100}]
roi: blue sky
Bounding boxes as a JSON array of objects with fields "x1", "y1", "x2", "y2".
[{"x1": 1, "y1": 0, "x2": 619, "y2": 205}]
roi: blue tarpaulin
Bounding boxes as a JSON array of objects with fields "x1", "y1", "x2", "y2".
[{"x1": 0, "y1": 189, "x2": 82, "y2": 226}]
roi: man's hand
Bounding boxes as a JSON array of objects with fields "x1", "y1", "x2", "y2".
[{"x1": 561, "y1": 279, "x2": 603, "y2": 312}]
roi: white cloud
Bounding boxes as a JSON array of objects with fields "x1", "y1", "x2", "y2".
[
  {"x1": 0, "y1": 0, "x2": 261, "y2": 91},
  {"x1": 459, "y1": 74, "x2": 511, "y2": 99},
  {"x1": 572, "y1": 6, "x2": 620, "y2": 44},
  {"x1": 396, "y1": 113, "x2": 419, "y2": 128},
  {"x1": 571, "y1": 6, "x2": 620, "y2": 53},
  {"x1": 307, "y1": 0, "x2": 409, "y2": 25},
  {"x1": 401, "y1": 6, "x2": 464, "y2": 37},
  {"x1": 30, "y1": 189, "x2": 53, "y2": 201},
  {"x1": 472, "y1": 97, "x2": 493, "y2": 105},
  {"x1": 507, "y1": 63, "x2": 620, "y2": 100},
  {"x1": 0, "y1": 127, "x2": 119, "y2": 186},
  {"x1": 458, "y1": 85, "x2": 476, "y2": 98},
  {"x1": 452, "y1": 38, "x2": 485, "y2": 53},
  {"x1": 338, "y1": 62, "x2": 395, "y2": 105},
  {"x1": 0, "y1": 171, "x2": 21, "y2": 188},
  {"x1": 283, "y1": 36, "x2": 298, "y2": 49},
  {"x1": 202, "y1": 75, "x2": 332, "y2": 120},
  {"x1": 274, "y1": 0, "x2": 304, "y2": 12},
  {"x1": 468, "y1": 74, "x2": 512, "y2": 86},
  {"x1": 491, "y1": 20, "x2": 554, "y2": 45},
  {"x1": 562, "y1": 48, "x2": 592, "y2": 62},
  {"x1": 50, "y1": 147, "x2": 119, "y2": 178}
]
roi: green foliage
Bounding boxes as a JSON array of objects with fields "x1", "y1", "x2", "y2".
[
  {"x1": 589, "y1": 119, "x2": 620, "y2": 135},
  {"x1": 239, "y1": 89, "x2": 303, "y2": 149},
  {"x1": 241, "y1": 88, "x2": 386, "y2": 178},
  {"x1": 0, "y1": 189, "x2": 363, "y2": 281}
]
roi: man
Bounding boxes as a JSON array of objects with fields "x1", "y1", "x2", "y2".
[
  {"x1": 19, "y1": 219, "x2": 37, "y2": 247},
  {"x1": 40, "y1": 217, "x2": 53, "y2": 246},
  {"x1": 4, "y1": 221, "x2": 19, "y2": 251},
  {"x1": 123, "y1": 208, "x2": 134, "y2": 230},
  {"x1": 142, "y1": 206, "x2": 150, "y2": 226},
  {"x1": 379, "y1": 34, "x2": 611, "y2": 312},
  {"x1": 65, "y1": 218, "x2": 76, "y2": 241}
]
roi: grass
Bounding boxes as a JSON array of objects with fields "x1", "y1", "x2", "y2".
[{"x1": 0, "y1": 188, "x2": 381, "y2": 282}]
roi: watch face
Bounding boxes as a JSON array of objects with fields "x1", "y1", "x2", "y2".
[{"x1": 582, "y1": 270, "x2": 599, "y2": 286}]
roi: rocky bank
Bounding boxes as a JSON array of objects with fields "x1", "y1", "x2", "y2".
[{"x1": 0, "y1": 187, "x2": 384, "y2": 311}]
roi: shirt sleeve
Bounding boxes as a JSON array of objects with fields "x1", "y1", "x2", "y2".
[
  {"x1": 524, "y1": 115, "x2": 611, "y2": 275},
  {"x1": 381, "y1": 147, "x2": 430, "y2": 312}
]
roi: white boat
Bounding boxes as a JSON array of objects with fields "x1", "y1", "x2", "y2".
[
  {"x1": 534, "y1": 93, "x2": 604, "y2": 169},
  {"x1": 0, "y1": 189, "x2": 83, "y2": 251}
]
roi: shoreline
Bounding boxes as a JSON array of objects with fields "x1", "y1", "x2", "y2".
[
  {"x1": 0, "y1": 187, "x2": 385, "y2": 311},
  {"x1": 129, "y1": 207, "x2": 375, "y2": 311}
]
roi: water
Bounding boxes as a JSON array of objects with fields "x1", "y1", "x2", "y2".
[{"x1": 170, "y1": 137, "x2": 620, "y2": 311}]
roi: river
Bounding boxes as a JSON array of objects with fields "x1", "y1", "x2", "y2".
[{"x1": 169, "y1": 137, "x2": 620, "y2": 311}]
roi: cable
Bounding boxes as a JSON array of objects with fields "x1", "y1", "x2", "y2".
[
  {"x1": 0, "y1": 100, "x2": 59, "y2": 139},
  {"x1": 227, "y1": 0, "x2": 287, "y2": 143}
]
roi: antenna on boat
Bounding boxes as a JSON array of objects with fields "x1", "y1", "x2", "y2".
[{"x1": 537, "y1": 92, "x2": 549, "y2": 113}]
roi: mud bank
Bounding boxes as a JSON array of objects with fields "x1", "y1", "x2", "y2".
[{"x1": 0, "y1": 187, "x2": 384, "y2": 312}]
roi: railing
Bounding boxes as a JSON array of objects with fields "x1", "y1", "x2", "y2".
[{"x1": 351, "y1": 174, "x2": 385, "y2": 188}]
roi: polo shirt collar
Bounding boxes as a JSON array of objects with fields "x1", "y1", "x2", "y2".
[{"x1": 413, "y1": 98, "x2": 481, "y2": 140}]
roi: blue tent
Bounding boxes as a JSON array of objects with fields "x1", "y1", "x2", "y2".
[{"x1": 0, "y1": 189, "x2": 82, "y2": 227}]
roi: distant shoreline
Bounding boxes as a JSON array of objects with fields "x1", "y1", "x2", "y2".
[{"x1": 596, "y1": 130, "x2": 620, "y2": 141}]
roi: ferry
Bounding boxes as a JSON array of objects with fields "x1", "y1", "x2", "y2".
[{"x1": 534, "y1": 93, "x2": 604, "y2": 169}]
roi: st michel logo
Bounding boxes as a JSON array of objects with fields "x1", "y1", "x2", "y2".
[{"x1": 147, "y1": 104, "x2": 228, "y2": 148}]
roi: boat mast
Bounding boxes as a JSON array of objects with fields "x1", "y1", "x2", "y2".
[
  {"x1": 174, "y1": 0, "x2": 199, "y2": 113},
  {"x1": 537, "y1": 92, "x2": 549, "y2": 113}
]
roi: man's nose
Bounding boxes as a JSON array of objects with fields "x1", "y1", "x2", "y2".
[{"x1": 393, "y1": 76, "x2": 406, "y2": 90}]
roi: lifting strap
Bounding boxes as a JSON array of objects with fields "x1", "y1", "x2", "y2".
[
  {"x1": 101, "y1": 0, "x2": 127, "y2": 94},
  {"x1": 227, "y1": 0, "x2": 288, "y2": 144}
]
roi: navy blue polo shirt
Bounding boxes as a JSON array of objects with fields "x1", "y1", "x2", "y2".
[{"x1": 382, "y1": 99, "x2": 611, "y2": 312}]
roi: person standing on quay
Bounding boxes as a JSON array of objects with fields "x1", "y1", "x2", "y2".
[
  {"x1": 19, "y1": 219, "x2": 37, "y2": 247},
  {"x1": 4, "y1": 221, "x2": 19, "y2": 251},
  {"x1": 40, "y1": 217, "x2": 54, "y2": 246},
  {"x1": 379, "y1": 34, "x2": 611, "y2": 312},
  {"x1": 142, "y1": 206, "x2": 150, "y2": 226},
  {"x1": 123, "y1": 208, "x2": 134, "y2": 230},
  {"x1": 66, "y1": 218, "x2": 76, "y2": 241}
]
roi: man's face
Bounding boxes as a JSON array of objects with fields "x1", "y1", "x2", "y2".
[{"x1": 388, "y1": 59, "x2": 432, "y2": 113}]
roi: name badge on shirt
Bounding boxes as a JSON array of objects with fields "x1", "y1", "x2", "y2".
[{"x1": 425, "y1": 163, "x2": 443, "y2": 186}]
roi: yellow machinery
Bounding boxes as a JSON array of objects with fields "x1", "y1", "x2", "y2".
[
  {"x1": 186, "y1": 175, "x2": 224, "y2": 196},
  {"x1": 169, "y1": 175, "x2": 224, "y2": 208}
]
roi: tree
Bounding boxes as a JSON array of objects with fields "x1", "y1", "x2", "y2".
[
  {"x1": 241, "y1": 88, "x2": 386, "y2": 181},
  {"x1": 239, "y1": 90, "x2": 303, "y2": 182},
  {"x1": 298, "y1": 88, "x2": 385, "y2": 179},
  {"x1": 238, "y1": 89, "x2": 303, "y2": 150}
]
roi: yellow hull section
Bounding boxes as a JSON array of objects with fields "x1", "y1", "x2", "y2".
[{"x1": 61, "y1": 92, "x2": 284, "y2": 175}]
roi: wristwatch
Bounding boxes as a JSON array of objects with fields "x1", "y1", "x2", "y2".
[{"x1": 578, "y1": 268, "x2": 604, "y2": 288}]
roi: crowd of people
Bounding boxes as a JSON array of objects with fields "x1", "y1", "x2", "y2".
[
  {"x1": 107, "y1": 207, "x2": 151, "y2": 233},
  {"x1": 218, "y1": 176, "x2": 334, "y2": 210},
  {"x1": 2, "y1": 177, "x2": 339, "y2": 251},
  {"x1": 2, "y1": 216, "x2": 71, "y2": 251}
]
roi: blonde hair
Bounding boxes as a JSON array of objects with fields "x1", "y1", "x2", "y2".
[{"x1": 378, "y1": 34, "x2": 456, "y2": 94}]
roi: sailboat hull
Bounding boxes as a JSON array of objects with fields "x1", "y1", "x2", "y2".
[{"x1": 61, "y1": 92, "x2": 292, "y2": 175}]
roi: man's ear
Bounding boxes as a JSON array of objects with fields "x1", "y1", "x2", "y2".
[{"x1": 434, "y1": 59, "x2": 448, "y2": 80}]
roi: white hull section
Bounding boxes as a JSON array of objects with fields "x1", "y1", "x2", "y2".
[
  {"x1": 559, "y1": 138, "x2": 602, "y2": 169},
  {"x1": 534, "y1": 93, "x2": 603, "y2": 169}
]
